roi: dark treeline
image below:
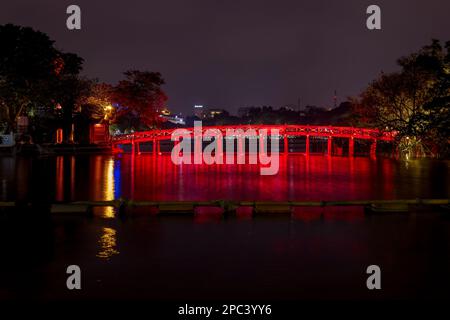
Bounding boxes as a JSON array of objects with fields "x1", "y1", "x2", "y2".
[{"x1": 182, "y1": 102, "x2": 353, "y2": 127}]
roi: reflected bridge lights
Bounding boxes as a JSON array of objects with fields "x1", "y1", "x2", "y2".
[{"x1": 170, "y1": 121, "x2": 280, "y2": 176}]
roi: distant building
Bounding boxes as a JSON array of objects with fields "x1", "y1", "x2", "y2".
[
  {"x1": 159, "y1": 114, "x2": 185, "y2": 125},
  {"x1": 158, "y1": 107, "x2": 185, "y2": 125},
  {"x1": 194, "y1": 105, "x2": 204, "y2": 118},
  {"x1": 194, "y1": 105, "x2": 227, "y2": 119},
  {"x1": 160, "y1": 108, "x2": 171, "y2": 116},
  {"x1": 206, "y1": 108, "x2": 226, "y2": 119}
]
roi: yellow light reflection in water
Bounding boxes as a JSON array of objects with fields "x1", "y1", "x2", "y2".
[
  {"x1": 95, "y1": 158, "x2": 119, "y2": 259},
  {"x1": 101, "y1": 158, "x2": 115, "y2": 218},
  {"x1": 97, "y1": 227, "x2": 120, "y2": 260}
]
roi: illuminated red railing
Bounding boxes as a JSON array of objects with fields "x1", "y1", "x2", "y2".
[{"x1": 111, "y1": 125, "x2": 395, "y2": 144}]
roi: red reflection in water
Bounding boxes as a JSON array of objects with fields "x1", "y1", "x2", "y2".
[
  {"x1": 291, "y1": 207, "x2": 323, "y2": 222},
  {"x1": 194, "y1": 207, "x2": 223, "y2": 224},
  {"x1": 55, "y1": 156, "x2": 78, "y2": 202},
  {"x1": 3, "y1": 151, "x2": 448, "y2": 243},
  {"x1": 55, "y1": 156, "x2": 64, "y2": 201},
  {"x1": 7, "y1": 154, "x2": 428, "y2": 205},
  {"x1": 291, "y1": 206, "x2": 364, "y2": 222},
  {"x1": 322, "y1": 206, "x2": 364, "y2": 221},
  {"x1": 235, "y1": 207, "x2": 254, "y2": 220},
  {"x1": 120, "y1": 154, "x2": 396, "y2": 202}
]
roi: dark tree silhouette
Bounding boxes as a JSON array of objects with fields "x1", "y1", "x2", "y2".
[
  {"x1": 0, "y1": 24, "x2": 58, "y2": 131},
  {"x1": 0, "y1": 24, "x2": 86, "y2": 142}
]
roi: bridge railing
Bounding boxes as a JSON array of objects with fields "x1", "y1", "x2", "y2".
[{"x1": 111, "y1": 125, "x2": 396, "y2": 143}]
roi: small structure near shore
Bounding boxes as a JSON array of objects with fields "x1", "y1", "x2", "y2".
[{"x1": 0, "y1": 132, "x2": 15, "y2": 154}]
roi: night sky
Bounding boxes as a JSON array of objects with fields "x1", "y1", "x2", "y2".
[{"x1": 1, "y1": 0, "x2": 450, "y2": 114}]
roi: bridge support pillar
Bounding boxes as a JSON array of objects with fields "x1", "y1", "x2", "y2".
[
  {"x1": 327, "y1": 136, "x2": 332, "y2": 156},
  {"x1": 153, "y1": 139, "x2": 157, "y2": 156},
  {"x1": 349, "y1": 137, "x2": 354, "y2": 157},
  {"x1": 173, "y1": 139, "x2": 179, "y2": 156},
  {"x1": 216, "y1": 136, "x2": 223, "y2": 160},
  {"x1": 284, "y1": 135, "x2": 288, "y2": 155},
  {"x1": 236, "y1": 136, "x2": 245, "y2": 164},
  {"x1": 131, "y1": 140, "x2": 135, "y2": 155},
  {"x1": 370, "y1": 140, "x2": 377, "y2": 158},
  {"x1": 259, "y1": 132, "x2": 267, "y2": 157},
  {"x1": 306, "y1": 135, "x2": 310, "y2": 156},
  {"x1": 136, "y1": 142, "x2": 140, "y2": 155},
  {"x1": 194, "y1": 136, "x2": 202, "y2": 163}
]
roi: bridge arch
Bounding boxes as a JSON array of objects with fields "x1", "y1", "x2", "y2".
[{"x1": 111, "y1": 124, "x2": 395, "y2": 157}]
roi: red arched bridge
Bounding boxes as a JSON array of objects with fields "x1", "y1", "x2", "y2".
[{"x1": 111, "y1": 124, "x2": 395, "y2": 157}]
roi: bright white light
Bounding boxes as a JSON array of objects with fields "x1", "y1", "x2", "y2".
[{"x1": 194, "y1": 105, "x2": 203, "y2": 108}]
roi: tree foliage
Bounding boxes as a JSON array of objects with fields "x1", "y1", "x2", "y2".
[
  {"x1": 0, "y1": 24, "x2": 170, "y2": 142},
  {"x1": 113, "y1": 70, "x2": 167, "y2": 131},
  {"x1": 0, "y1": 24, "x2": 58, "y2": 131},
  {"x1": 353, "y1": 40, "x2": 450, "y2": 157},
  {"x1": 0, "y1": 24, "x2": 86, "y2": 141},
  {"x1": 81, "y1": 82, "x2": 115, "y2": 123}
]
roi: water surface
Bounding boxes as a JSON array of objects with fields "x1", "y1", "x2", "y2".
[{"x1": 0, "y1": 155, "x2": 449, "y2": 300}]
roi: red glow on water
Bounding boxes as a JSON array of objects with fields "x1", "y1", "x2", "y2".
[
  {"x1": 292, "y1": 206, "x2": 365, "y2": 222},
  {"x1": 322, "y1": 206, "x2": 365, "y2": 221},
  {"x1": 292, "y1": 207, "x2": 323, "y2": 222},
  {"x1": 55, "y1": 156, "x2": 64, "y2": 201},
  {"x1": 45, "y1": 153, "x2": 400, "y2": 213},
  {"x1": 235, "y1": 207, "x2": 254, "y2": 220},
  {"x1": 120, "y1": 154, "x2": 396, "y2": 202},
  {"x1": 194, "y1": 207, "x2": 223, "y2": 223}
]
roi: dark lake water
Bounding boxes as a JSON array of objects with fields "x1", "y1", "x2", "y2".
[
  {"x1": 0, "y1": 154, "x2": 449, "y2": 300},
  {"x1": 1, "y1": 154, "x2": 448, "y2": 202}
]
